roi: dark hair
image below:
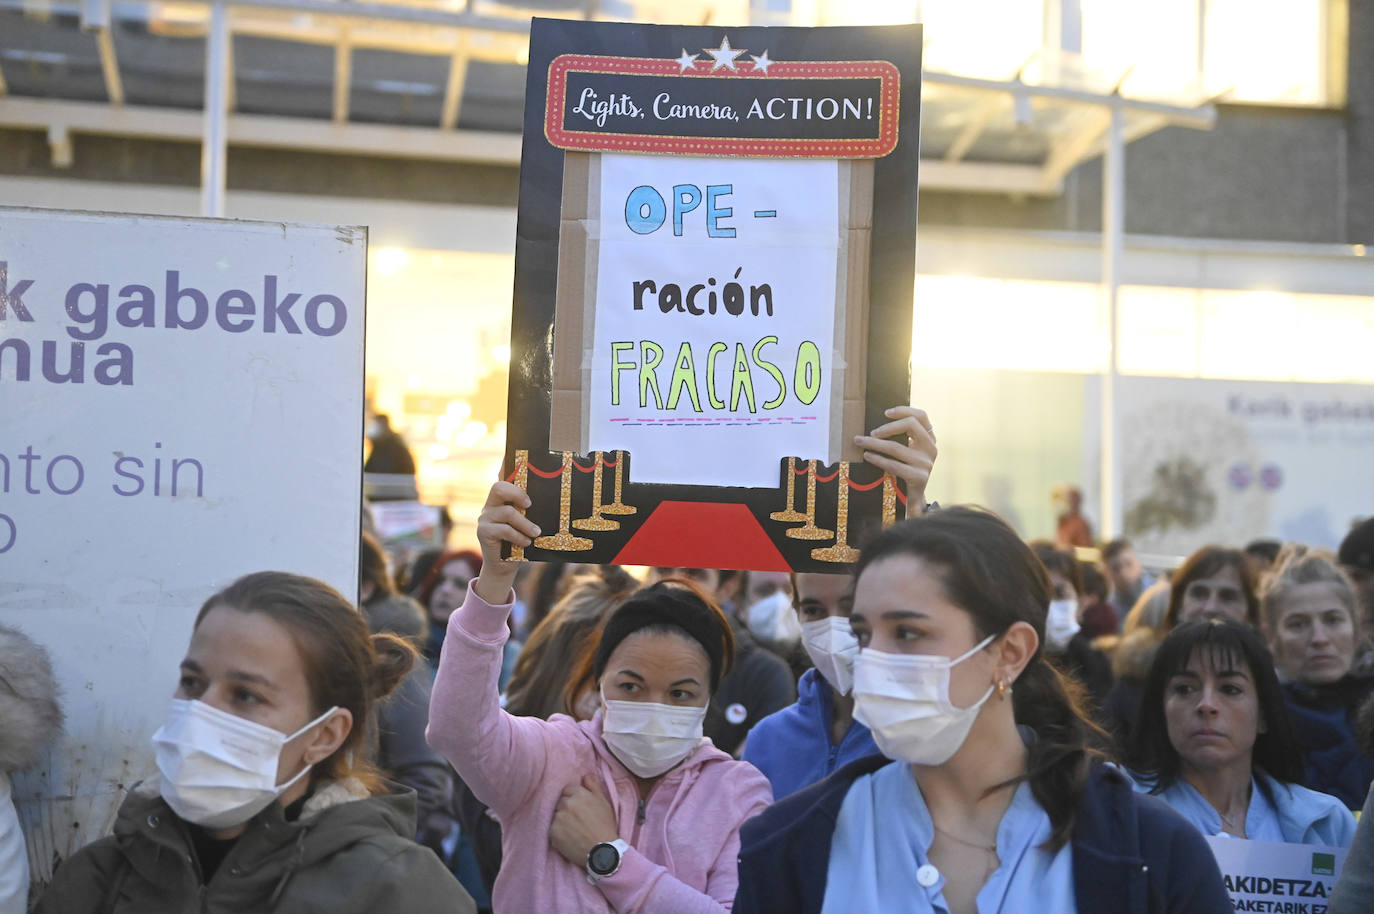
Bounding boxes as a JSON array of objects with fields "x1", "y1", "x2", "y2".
[
  {"x1": 1101, "y1": 539, "x2": 1134, "y2": 563},
  {"x1": 415, "y1": 549, "x2": 482, "y2": 610},
  {"x1": 1127, "y1": 619, "x2": 1304, "y2": 792},
  {"x1": 1164, "y1": 546, "x2": 1258, "y2": 629},
  {"x1": 504, "y1": 566, "x2": 637, "y2": 719},
  {"x1": 359, "y1": 531, "x2": 395, "y2": 606},
  {"x1": 854, "y1": 507, "x2": 1111, "y2": 850},
  {"x1": 1244, "y1": 539, "x2": 1283, "y2": 565},
  {"x1": 1079, "y1": 562, "x2": 1108, "y2": 601},
  {"x1": 1030, "y1": 541, "x2": 1083, "y2": 595},
  {"x1": 196, "y1": 571, "x2": 416, "y2": 793},
  {"x1": 523, "y1": 562, "x2": 573, "y2": 635},
  {"x1": 593, "y1": 579, "x2": 735, "y2": 694}
]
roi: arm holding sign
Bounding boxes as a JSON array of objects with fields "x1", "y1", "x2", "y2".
[
  {"x1": 425, "y1": 483, "x2": 555, "y2": 812},
  {"x1": 855, "y1": 405, "x2": 937, "y2": 513}
]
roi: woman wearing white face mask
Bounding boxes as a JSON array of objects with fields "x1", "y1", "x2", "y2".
[
  {"x1": 741, "y1": 572, "x2": 880, "y2": 800},
  {"x1": 1029, "y1": 542, "x2": 1114, "y2": 712},
  {"x1": 37, "y1": 571, "x2": 475, "y2": 914},
  {"x1": 425, "y1": 481, "x2": 772, "y2": 914},
  {"x1": 735, "y1": 507, "x2": 1232, "y2": 914}
]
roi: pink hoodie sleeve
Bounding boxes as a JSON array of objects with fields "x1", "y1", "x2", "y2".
[
  {"x1": 424, "y1": 586, "x2": 556, "y2": 815},
  {"x1": 593, "y1": 775, "x2": 773, "y2": 913}
]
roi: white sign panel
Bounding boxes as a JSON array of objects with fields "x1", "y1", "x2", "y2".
[
  {"x1": 1205, "y1": 836, "x2": 1346, "y2": 914},
  {"x1": 588, "y1": 153, "x2": 839, "y2": 487},
  {"x1": 0, "y1": 207, "x2": 366, "y2": 879},
  {"x1": 1118, "y1": 376, "x2": 1374, "y2": 555}
]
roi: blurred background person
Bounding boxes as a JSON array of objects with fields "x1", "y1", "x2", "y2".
[
  {"x1": 1100, "y1": 580, "x2": 1173, "y2": 749},
  {"x1": 1164, "y1": 546, "x2": 1259, "y2": 629},
  {"x1": 1338, "y1": 518, "x2": 1374, "y2": 674},
  {"x1": 1053, "y1": 484, "x2": 1094, "y2": 549},
  {"x1": 1128, "y1": 620, "x2": 1354, "y2": 845},
  {"x1": 1261, "y1": 546, "x2": 1374, "y2": 809},
  {"x1": 416, "y1": 550, "x2": 521, "y2": 690},
  {"x1": 0, "y1": 625, "x2": 63, "y2": 914},
  {"x1": 38, "y1": 572, "x2": 473, "y2": 914},
  {"x1": 358, "y1": 534, "x2": 460, "y2": 877},
  {"x1": 1102, "y1": 538, "x2": 1153, "y2": 629},
  {"x1": 1243, "y1": 539, "x2": 1283, "y2": 585},
  {"x1": 364, "y1": 412, "x2": 417, "y2": 476},
  {"x1": 1031, "y1": 542, "x2": 1113, "y2": 711},
  {"x1": 1077, "y1": 560, "x2": 1119, "y2": 638}
]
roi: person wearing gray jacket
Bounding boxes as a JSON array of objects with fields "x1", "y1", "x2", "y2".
[{"x1": 0, "y1": 624, "x2": 64, "y2": 914}]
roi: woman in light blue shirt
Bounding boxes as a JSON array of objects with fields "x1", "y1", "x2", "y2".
[
  {"x1": 736, "y1": 508, "x2": 1232, "y2": 914},
  {"x1": 1128, "y1": 619, "x2": 1356, "y2": 846}
]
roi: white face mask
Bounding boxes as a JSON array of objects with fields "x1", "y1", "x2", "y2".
[
  {"x1": 1045, "y1": 599, "x2": 1081, "y2": 651},
  {"x1": 153, "y1": 699, "x2": 339, "y2": 829},
  {"x1": 851, "y1": 635, "x2": 997, "y2": 767},
  {"x1": 746, "y1": 590, "x2": 801, "y2": 647},
  {"x1": 600, "y1": 690, "x2": 706, "y2": 778},
  {"x1": 801, "y1": 616, "x2": 859, "y2": 695}
]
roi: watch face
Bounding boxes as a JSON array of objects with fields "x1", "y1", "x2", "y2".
[{"x1": 589, "y1": 842, "x2": 620, "y2": 875}]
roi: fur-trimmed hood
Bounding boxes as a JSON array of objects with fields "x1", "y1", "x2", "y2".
[{"x1": 0, "y1": 624, "x2": 64, "y2": 772}]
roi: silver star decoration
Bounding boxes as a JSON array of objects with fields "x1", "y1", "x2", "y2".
[
  {"x1": 750, "y1": 50, "x2": 774, "y2": 74},
  {"x1": 675, "y1": 49, "x2": 699, "y2": 72},
  {"x1": 704, "y1": 36, "x2": 746, "y2": 71}
]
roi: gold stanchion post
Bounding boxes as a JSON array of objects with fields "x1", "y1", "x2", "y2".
[
  {"x1": 786, "y1": 460, "x2": 834, "y2": 541},
  {"x1": 509, "y1": 450, "x2": 530, "y2": 562},
  {"x1": 812, "y1": 462, "x2": 860, "y2": 563},
  {"x1": 770, "y1": 456, "x2": 808, "y2": 522},
  {"x1": 600, "y1": 450, "x2": 637, "y2": 516},
  {"x1": 573, "y1": 451, "x2": 619, "y2": 532},
  {"x1": 533, "y1": 451, "x2": 594, "y2": 551}
]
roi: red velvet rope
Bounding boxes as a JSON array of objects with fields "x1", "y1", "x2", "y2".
[
  {"x1": 793, "y1": 464, "x2": 810, "y2": 476},
  {"x1": 895, "y1": 486, "x2": 908, "y2": 505},
  {"x1": 602, "y1": 456, "x2": 618, "y2": 468},
  {"x1": 813, "y1": 469, "x2": 840, "y2": 483},
  {"x1": 504, "y1": 468, "x2": 519, "y2": 483},
  {"x1": 571, "y1": 459, "x2": 596, "y2": 473},
  {"x1": 847, "y1": 476, "x2": 886, "y2": 491},
  {"x1": 526, "y1": 463, "x2": 565, "y2": 479}
]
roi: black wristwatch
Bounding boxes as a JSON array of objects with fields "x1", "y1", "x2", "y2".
[{"x1": 586, "y1": 839, "x2": 629, "y2": 884}]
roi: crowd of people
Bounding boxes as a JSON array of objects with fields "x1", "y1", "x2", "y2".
[{"x1": 8, "y1": 403, "x2": 1374, "y2": 913}]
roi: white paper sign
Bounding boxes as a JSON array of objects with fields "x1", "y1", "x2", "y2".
[
  {"x1": 588, "y1": 153, "x2": 839, "y2": 487},
  {"x1": 1205, "y1": 836, "x2": 1346, "y2": 913},
  {"x1": 0, "y1": 207, "x2": 365, "y2": 879}
]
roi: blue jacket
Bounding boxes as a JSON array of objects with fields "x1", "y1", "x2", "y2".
[
  {"x1": 741, "y1": 669, "x2": 879, "y2": 800},
  {"x1": 1283, "y1": 675, "x2": 1374, "y2": 810},
  {"x1": 734, "y1": 755, "x2": 1233, "y2": 914}
]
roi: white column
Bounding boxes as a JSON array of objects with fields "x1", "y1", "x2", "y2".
[
  {"x1": 1099, "y1": 101, "x2": 1124, "y2": 539},
  {"x1": 201, "y1": 0, "x2": 229, "y2": 217}
]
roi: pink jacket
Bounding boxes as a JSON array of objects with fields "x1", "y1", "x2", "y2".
[{"x1": 426, "y1": 587, "x2": 773, "y2": 913}]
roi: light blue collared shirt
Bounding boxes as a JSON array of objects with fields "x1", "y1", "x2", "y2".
[
  {"x1": 1133, "y1": 771, "x2": 1356, "y2": 847},
  {"x1": 821, "y1": 761, "x2": 1076, "y2": 914}
]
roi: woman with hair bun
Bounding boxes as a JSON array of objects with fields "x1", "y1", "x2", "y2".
[
  {"x1": 38, "y1": 571, "x2": 474, "y2": 914},
  {"x1": 734, "y1": 507, "x2": 1230, "y2": 914},
  {"x1": 426, "y1": 481, "x2": 772, "y2": 913}
]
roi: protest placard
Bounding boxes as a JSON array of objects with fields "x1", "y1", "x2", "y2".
[
  {"x1": 505, "y1": 18, "x2": 921, "y2": 572},
  {"x1": 0, "y1": 207, "x2": 366, "y2": 879},
  {"x1": 1205, "y1": 836, "x2": 1348, "y2": 913}
]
